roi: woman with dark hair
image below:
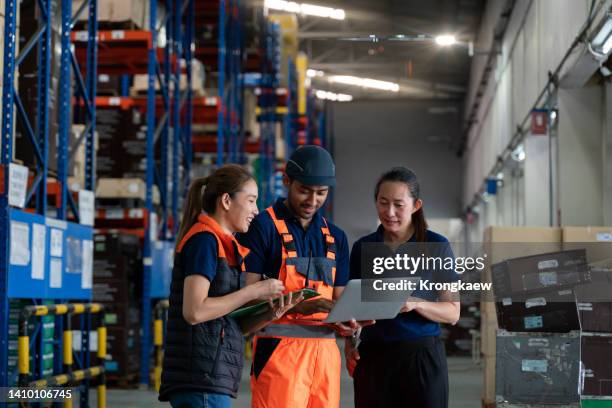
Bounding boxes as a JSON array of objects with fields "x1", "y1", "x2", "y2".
[
  {"x1": 159, "y1": 164, "x2": 303, "y2": 408},
  {"x1": 346, "y1": 167, "x2": 460, "y2": 408}
]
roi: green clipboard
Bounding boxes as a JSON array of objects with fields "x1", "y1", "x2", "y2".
[{"x1": 228, "y1": 288, "x2": 320, "y2": 319}]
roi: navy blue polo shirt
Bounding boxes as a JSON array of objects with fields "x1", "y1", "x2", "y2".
[
  {"x1": 236, "y1": 198, "x2": 350, "y2": 287},
  {"x1": 350, "y1": 227, "x2": 459, "y2": 342},
  {"x1": 180, "y1": 233, "x2": 219, "y2": 282}
]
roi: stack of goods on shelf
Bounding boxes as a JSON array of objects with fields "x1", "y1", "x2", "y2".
[
  {"x1": 73, "y1": 0, "x2": 166, "y2": 31},
  {"x1": 95, "y1": 100, "x2": 147, "y2": 179},
  {"x1": 92, "y1": 232, "x2": 142, "y2": 383},
  {"x1": 131, "y1": 59, "x2": 206, "y2": 97}
]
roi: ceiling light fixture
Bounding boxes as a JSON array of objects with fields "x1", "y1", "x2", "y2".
[
  {"x1": 314, "y1": 90, "x2": 353, "y2": 102},
  {"x1": 435, "y1": 34, "x2": 456, "y2": 46},
  {"x1": 591, "y1": 14, "x2": 612, "y2": 55},
  {"x1": 264, "y1": 0, "x2": 346, "y2": 20},
  {"x1": 306, "y1": 69, "x2": 325, "y2": 78},
  {"x1": 328, "y1": 75, "x2": 400, "y2": 92}
]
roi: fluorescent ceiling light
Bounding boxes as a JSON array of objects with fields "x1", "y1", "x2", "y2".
[
  {"x1": 603, "y1": 35, "x2": 612, "y2": 54},
  {"x1": 590, "y1": 14, "x2": 612, "y2": 56},
  {"x1": 264, "y1": 0, "x2": 345, "y2": 20},
  {"x1": 315, "y1": 90, "x2": 353, "y2": 102},
  {"x1": 306, "y1": 69, "x2": 325, "y2": 78},
  {"x1": 435, "y1": 34, "x2": 456, "y2": 46},
  {"x1": 328, "y1": 75, "x2": 400, "y2": 92}
]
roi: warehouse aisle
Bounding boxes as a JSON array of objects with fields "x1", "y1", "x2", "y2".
[{"x1": 90, "y1": 356, "x2": 482, "y2": 407}]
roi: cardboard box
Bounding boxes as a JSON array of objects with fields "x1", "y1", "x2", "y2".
[
  {"x1": 482, "y1": 228, "x2": 563, "y2": 360},
  {"x1": 576, "y1": 266, "x2": 612, "y2": 332},
  {"x1": 563, "y1": 227, "x2": 612, "y2": 263},
  {"x1": 130, "y1": 59, "x2": 205, "y2": 96},
  {"x1": 96, "y1": 178, "x2": 160, "y2": 203},
  {"x1": 581, "y1": 334, "x2": 612, "y2": 397},
  {"x1": 96, "y1": 74, "x2": 122, "y2": 96},
  {"x1": 73, "y1": 0, "x2": 165, "y2": 30},
  {"x1": 481, "y1": 227, "x2": 561, "y2": 402},
  {"x1": 495, "y1": 289, "x2": 580, "y2": 333},
  {"x1": 491, "y1": 249, "x2": 589, "y2": 298},
  {"x1": 495, "y1": 330, "x2": 580, "y2": 405}
]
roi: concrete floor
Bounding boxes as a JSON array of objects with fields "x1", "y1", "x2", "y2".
[{"x1": 90, "y1": 353, "x2": 482, "y2": 407}]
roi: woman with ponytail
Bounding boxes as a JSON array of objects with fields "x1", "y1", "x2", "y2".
[
  {"x1": 346, "y1": 167, "x2": 460, "y2": 408},
  {"x1": 159, "y1": 164, "x2": 302, "y2": 408}
]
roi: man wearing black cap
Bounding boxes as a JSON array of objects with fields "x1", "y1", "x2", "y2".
[{"x1": 238, "y1": 145, "x2": 354, "y2": 408}]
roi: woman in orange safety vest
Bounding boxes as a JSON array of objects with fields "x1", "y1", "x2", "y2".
[{"x1": 159, "y1": 164, "x2": 303, "y2": 408}]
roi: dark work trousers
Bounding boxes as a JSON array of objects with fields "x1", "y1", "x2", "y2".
[{"x1": 353, "y1": 337, "x2": 449, "y2": 408}]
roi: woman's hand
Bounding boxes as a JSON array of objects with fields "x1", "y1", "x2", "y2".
[
  {"x1": 268, "y1": 291, "x2": 304, "y2": 320},
  {"x1": 400, "y1": 296, "x2": 422, "y2": 313},
  {"x1": 250, "y1": 278, "x2": 285, "y2": 300}
]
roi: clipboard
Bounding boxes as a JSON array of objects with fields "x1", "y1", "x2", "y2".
[
  {"x1": 228, "y1": 288, "x2": 320, "y2": 319},
  {"x1": 324, "y1": 279, "x2": 417, "y2": 323}
]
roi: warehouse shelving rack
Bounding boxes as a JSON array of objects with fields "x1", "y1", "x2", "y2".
[
  {"x1": 1, "y1": 0, "x2": 99, "y2": 404},
  {"x1": 254, "y1": 18, "x2": 281, "y2": 208},
  {"x1": 215, "y1": 0, "x2": 247, "y2": 165},
  {"x1": 71, "y1": 0, "x2": 195, "y2": 386}
]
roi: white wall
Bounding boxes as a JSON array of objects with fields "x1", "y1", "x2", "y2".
[
  {"x1": 558, "y1": 86, "x2": 604, "y2": 226},
  {"x1": 463, "y1": 0, "x2": 611, "y2": 231}
]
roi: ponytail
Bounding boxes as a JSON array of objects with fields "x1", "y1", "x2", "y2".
[
  {"x1": 176, "y1": 176, "x2": 209, "y2": 247},
  {"x1": 175, "y1": 164, "x2": 254, "y2": 248}
]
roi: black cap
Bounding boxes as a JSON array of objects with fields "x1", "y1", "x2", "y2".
[{"x1": 285, "y1": 145, "x2": 336, "y2": 186}]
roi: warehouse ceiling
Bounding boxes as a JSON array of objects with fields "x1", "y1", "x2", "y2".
[{"x1": 253, "y1": 0, "x2": 486, "y2": 100}]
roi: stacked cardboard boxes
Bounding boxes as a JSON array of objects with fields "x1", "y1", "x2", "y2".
[
  {"x1": 95, "y1": 102, "x2": 147, "y2": 179},
  {"x1": 92, "y1": 232, "x2": 143, "y2": 379},
  {"x1": 484, "y1": 226, "x2": 612, "y2": 407},
  {"x1": 492, "y1": 249, "x2": 588, "y2": 407},
  {"x1": 564, "y1": 227, "x2": 612, "y2": 408},
  {"x1": 481, "y1": 226, "x2": 563, "y2": 406}
]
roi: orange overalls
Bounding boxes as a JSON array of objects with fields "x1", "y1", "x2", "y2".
[{"x1": 250, "y1": 207, "x2": 341, "y2": 408}]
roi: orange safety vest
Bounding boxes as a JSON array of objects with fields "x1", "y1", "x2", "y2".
[
  {"x1": 177, "y1": 213, "x2": 250, "y2": 269},
  {"x1": 266, "y1": 206, "x2": 337, "y2": 323}
]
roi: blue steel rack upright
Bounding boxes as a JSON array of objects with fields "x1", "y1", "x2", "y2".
[
  {"x1": 217, "y1": 0, "x2": 246, "y2": 165},
  {"x1": 256, "y1": 18, "x2": 281, "y2": 208},
  {"x1": 1, "y1": 0, "x2": 99, "y2": 396},
  {"x1": 141, "y1": 0, "x2": 195, "y2": 386}
]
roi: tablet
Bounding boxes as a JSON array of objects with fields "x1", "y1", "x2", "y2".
[{"x1": 324, "y1": 278, "x2": 418, "y2": 323}]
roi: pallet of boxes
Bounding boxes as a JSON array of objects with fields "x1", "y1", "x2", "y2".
[
  {"x1": 481, "y1": 226, "x2": 612, "y2": 408},
  {"x1": 92, "y1": 98, "x2": 160, "y2": 386}
]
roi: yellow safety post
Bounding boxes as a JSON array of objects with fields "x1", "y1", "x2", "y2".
[
  {"x1": 154, "y1": 300, "x2": 169, "y2": 391},
  {"x1": 18, "y1": 303, "x2": 107, "y2": 407}
]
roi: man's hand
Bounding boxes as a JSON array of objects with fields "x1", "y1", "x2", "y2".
[
  {"x1": 332, "y1": 319, "x2": 375, "y2": 337},
  {"x1": 345, "y1": 337, "x2": 360, "y2": 378},
  {"x1": 268, "y1": 291, "x2": 304, "y2": 320},
  {"x1": 288, "y1": 298, "x2": 335, "y2": 315}
]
